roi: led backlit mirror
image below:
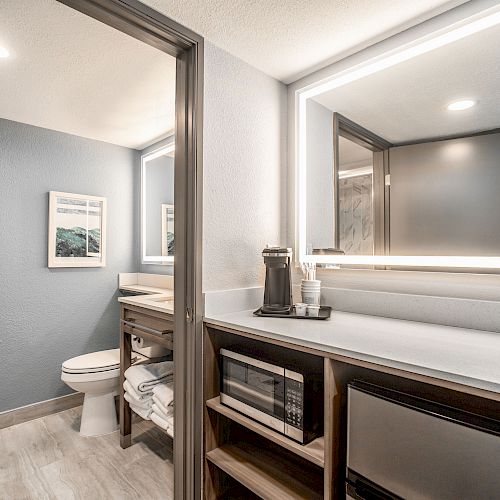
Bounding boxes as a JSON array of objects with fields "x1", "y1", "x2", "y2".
[
  {"x1": 141, "y1": 144, "x2": 175, "y2": 264},
  {"x1": 298, "y1": 10, "x2": 500, "y2": 269}
]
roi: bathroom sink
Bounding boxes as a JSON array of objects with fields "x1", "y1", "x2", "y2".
[
  {"x1": 146, "y1": 296, "x2": 173, "y2": 303},
  {"x1": 144, "y1": 296, "x2": 174, "y2": 309}
]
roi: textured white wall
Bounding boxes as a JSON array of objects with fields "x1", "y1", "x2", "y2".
[{"x1": 202, "y1": 41, "x2": 287, "y2": 291}]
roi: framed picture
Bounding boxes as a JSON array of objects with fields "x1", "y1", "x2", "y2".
[
  {"x1": 161, "y1": 203, "x2": 175, "y2": 258},
  {"x1": 48, "y1": 191, "x2": 107, "y2": 268}
]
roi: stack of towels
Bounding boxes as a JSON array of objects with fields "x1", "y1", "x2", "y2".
[
  {"x1": 151, "y1": 382, "x2": 174, "y2": 437},
  {"x1": 123, "y1": 360, "x2": 174, "y2": 422}
]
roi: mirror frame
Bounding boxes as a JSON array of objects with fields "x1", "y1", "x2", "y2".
[
  {"x1": 295, "y1": 4, "x2": 500, "y2": 270},
  {"x1": 141, "y1": 143, "x2": 175, "y2": 264}
]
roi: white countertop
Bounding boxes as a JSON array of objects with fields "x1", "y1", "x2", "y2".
[
  {"x1": 204, "y1": 310, "x2": 500, "y2": 395},
  {"x1": 118, "y1": 290, "x2": 174, "y2": 314},
  {"x1": 119, "y1": 284, "x2": 171, "y2": 295}
]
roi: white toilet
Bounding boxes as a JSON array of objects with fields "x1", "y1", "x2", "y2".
[{"x1": 61, "y1": 348, "x2": 120, "y2": 437}]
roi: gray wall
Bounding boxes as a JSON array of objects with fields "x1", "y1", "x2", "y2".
[
  {"x1": 0, "y1": 118, "x2": 138, "y2": 412},
  {"x1": 390, "y1": 132, "x2": 500, "y2": 255},
  {"x1": 306, "y1": 99, "x2": 334, "y2": 250},
  {"x1": 145, "y1": 155, "x2": 174, "y2": 256}
]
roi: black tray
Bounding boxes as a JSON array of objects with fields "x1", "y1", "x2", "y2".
[{"x1": 253, "y1": 306, "x2": 332, "y2": 320}]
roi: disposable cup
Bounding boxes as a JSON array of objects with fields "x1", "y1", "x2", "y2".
[
  {"x1": 307, "y1": 305, "x2": 320, "y2": 317},
  {"x1": 294, "y1": 303, "x2": 307, "y2": 315},
  {"x1": 301, "y1": 289, "x2": 320, "y2": 305},
  {"x1": 301, "y1": 279, "x2": 321, "y2": 286}
]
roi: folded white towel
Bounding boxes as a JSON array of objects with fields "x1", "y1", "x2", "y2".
[
  {"x1": 152, "y1": 394, "x2": 173, "y2": 419},
  {"x1": 152, "y1": 382, "x2": 174, "y2": 407},
  {"x1": 123, "y1": 380, "x2": 153, "y2": 402},
  {"x1": 151, "y1": 412, "x2": 174, "y2": 438},
  {"x1": 152, "y1": 403, "x2": 173, "y2": 422},
  {"x1": 124, "y1": 390, "x2": 152, "y2": 410},
  {"x1": 125, "y1": 361, "x2": 174, "y2": 393},
  {"x1": 151, "y1": 412, "x2": 169, "y2": 430},
  {"x1": 130, "y1": 403, "x2": 152, "y2": 420}
]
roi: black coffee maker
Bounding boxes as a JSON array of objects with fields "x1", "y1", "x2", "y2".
[{"x1": 262, "y1": 247, "x2": 293, "y2": 314}]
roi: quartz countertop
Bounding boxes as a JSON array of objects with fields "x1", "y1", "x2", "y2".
[
  {"x1": 118, "y1": 290, "x2": 174, "y2": 314},
  {"x1": 204, "y1": 309, "x2": 500, "y2": 396},
  {"x1": 119, "y1": 284, "x2": 172, "y2": 295}
]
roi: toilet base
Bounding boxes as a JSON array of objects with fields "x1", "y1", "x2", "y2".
[{"x1": 80, "y1": 391, "x2": 118, "y2": 437}]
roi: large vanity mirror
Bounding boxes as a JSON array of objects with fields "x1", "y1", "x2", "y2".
[
  {"x1": 298, "y1": 9, "x2": 500, "y2": 270},
  {"x1": 141, "y1": 143, "x2": 175, "y2": 264}
]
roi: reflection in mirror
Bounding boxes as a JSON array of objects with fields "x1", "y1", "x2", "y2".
[
  {"x1": 301, "y1": 17, "x2": 500, "y2": 268},
  {"x1": 142, "y1": 144, "x2": 175, "y2": 264},
  {"x1": 338, "y1": 137, "x2": 373, "y2": 255}
]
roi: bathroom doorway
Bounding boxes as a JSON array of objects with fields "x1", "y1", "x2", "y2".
[
  {"x1": 56, "y1": 1, "x2": 204, "y2": 497},
  {"x1": 0, "y1": 0, "x2": 203, "y2": 497}
]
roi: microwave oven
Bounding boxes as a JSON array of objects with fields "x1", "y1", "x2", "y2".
[{"x1": 220, "y1": 348, "x2": 323, "y2": 444}]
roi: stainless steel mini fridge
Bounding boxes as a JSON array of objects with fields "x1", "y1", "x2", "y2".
[{"x1": 346, "y1": 381, "x2": 500, "y2": 499}]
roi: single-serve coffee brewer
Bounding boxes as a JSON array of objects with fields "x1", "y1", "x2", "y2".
[{"x1": 262, "y1": 247, "x2": 293, "y2": 314}]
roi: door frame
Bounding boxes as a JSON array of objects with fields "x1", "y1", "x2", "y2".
[
  {"x1": 57, "y1": 1, "x2": 204, "y2": 498},
  {"x1": 333, "y1": 113, "x2": 391, "y2": 255}
]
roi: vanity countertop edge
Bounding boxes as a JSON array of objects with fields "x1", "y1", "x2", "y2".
[
  {"x1": 204, "y1": 309, "x2": 500, "y2": 397},
  {"x1": 118, "y1": 290, "x2": 174, "y2": 314}
]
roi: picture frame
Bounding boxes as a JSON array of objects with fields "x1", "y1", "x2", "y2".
[
  {"x1": 161, "y1": 203, "x2": 175, "y2": 258},
  {"x1": 48, "y1": 191, "x2": 107, "y2": 268}
]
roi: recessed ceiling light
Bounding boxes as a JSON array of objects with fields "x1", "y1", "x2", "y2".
[
  {"x1": 0, "y1": 47, "x2": 10, "y2": 58},
  {"x1": 447, "y1": 99, "x2": 475, "y2": 111}
]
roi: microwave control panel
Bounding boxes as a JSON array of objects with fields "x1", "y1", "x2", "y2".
[{"x1": 285, "y1": 378, "x2": 303, "y2": 429}]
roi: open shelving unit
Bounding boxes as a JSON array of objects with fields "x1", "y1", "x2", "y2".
[
  {"x1": 206, "y1": 396, "x2": 325, "y2": 468},
  {"x1": 206, "y1": 441, "x2": 324, "y2": 500},
  {"x1": 203, "y1": 324, "x2": 339, "y2": 499}
]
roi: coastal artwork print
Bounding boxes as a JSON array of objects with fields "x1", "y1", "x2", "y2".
[{"x1": 48, "y1": 192, "x2": 106, "y2": 267}]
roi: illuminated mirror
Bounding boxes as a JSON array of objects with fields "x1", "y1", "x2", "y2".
[{"x1": 298, "y1": 7, "x2": 500, "y2": 269}]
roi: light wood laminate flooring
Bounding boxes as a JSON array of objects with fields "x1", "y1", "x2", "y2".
[{"x1": 0, "y1": 406, "x2": 173, "y2": 500}]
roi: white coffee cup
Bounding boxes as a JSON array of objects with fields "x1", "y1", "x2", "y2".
[
  {"x1": 295, "y1": 303, "x2": 307, "y2": 316},
  {"x1": 307, "y1": 304, "x2": 320, "y2": 317},
  {"x1": 302, "y1": 290, "x2": 320, "y2": 304}
]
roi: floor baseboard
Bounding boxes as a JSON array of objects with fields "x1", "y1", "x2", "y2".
[{"x1": 0, "y1": 392, "x2": 84, "y2": 429}]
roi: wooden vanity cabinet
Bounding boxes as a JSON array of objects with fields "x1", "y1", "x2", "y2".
[{"x1": 119, "y1": 303, "x2": 173, "y2": 448}]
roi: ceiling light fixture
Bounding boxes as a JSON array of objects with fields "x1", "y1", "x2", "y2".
[
  {"x1": 447, "y1": 99, "x2": 476, "y2": 111},
  {"x1": 0, "y1": 47, "x2": 10, "y2": 58}
]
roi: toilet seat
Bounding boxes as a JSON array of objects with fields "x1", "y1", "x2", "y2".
[{"x1": 62, "y1": 348, "x2": 120, "y2": 374}]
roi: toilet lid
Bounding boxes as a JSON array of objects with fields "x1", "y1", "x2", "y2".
[{"x1": 62, "y1": 348, "x2": 120, "y2": 374}]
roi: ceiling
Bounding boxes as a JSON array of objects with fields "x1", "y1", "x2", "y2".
[
  {"x1": 143, "y1": 0, "x2": 466, "y2": 83},
  {"x1": 339, "y1": 136, "x2": 372, "y2": 169},
  {"x1": 314, "y1": 22, "x2": 500, "y2": 144},
  {"x1": 0, "y1": 0, "x2": 176, "y2": 150}
]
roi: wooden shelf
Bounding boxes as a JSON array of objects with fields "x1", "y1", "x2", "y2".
[
  {"x1": 206, "y1": 396, "x2": 324, "y2": 467},
  {"x1": 206, "y1": 442, "x2": 323, "y2": 500},
  {"x1": 122, "y1": 324, "x2": 173, "y2": 349}
]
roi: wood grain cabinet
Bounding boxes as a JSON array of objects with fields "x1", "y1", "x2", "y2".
[
  {"x1": 119, "y1": 304, "x2": 173, "y2": 448},
  {"x1": 203, "y1": 324, "x2": 340, "y2": 499},
  {"x1": 202, "y1": 322, "x2": 500, "y2": 499}
]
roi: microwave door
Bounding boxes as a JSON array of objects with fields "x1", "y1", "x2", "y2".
[{"x1": 221, "y1": 353, "x2": 285, "y2": 432}]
